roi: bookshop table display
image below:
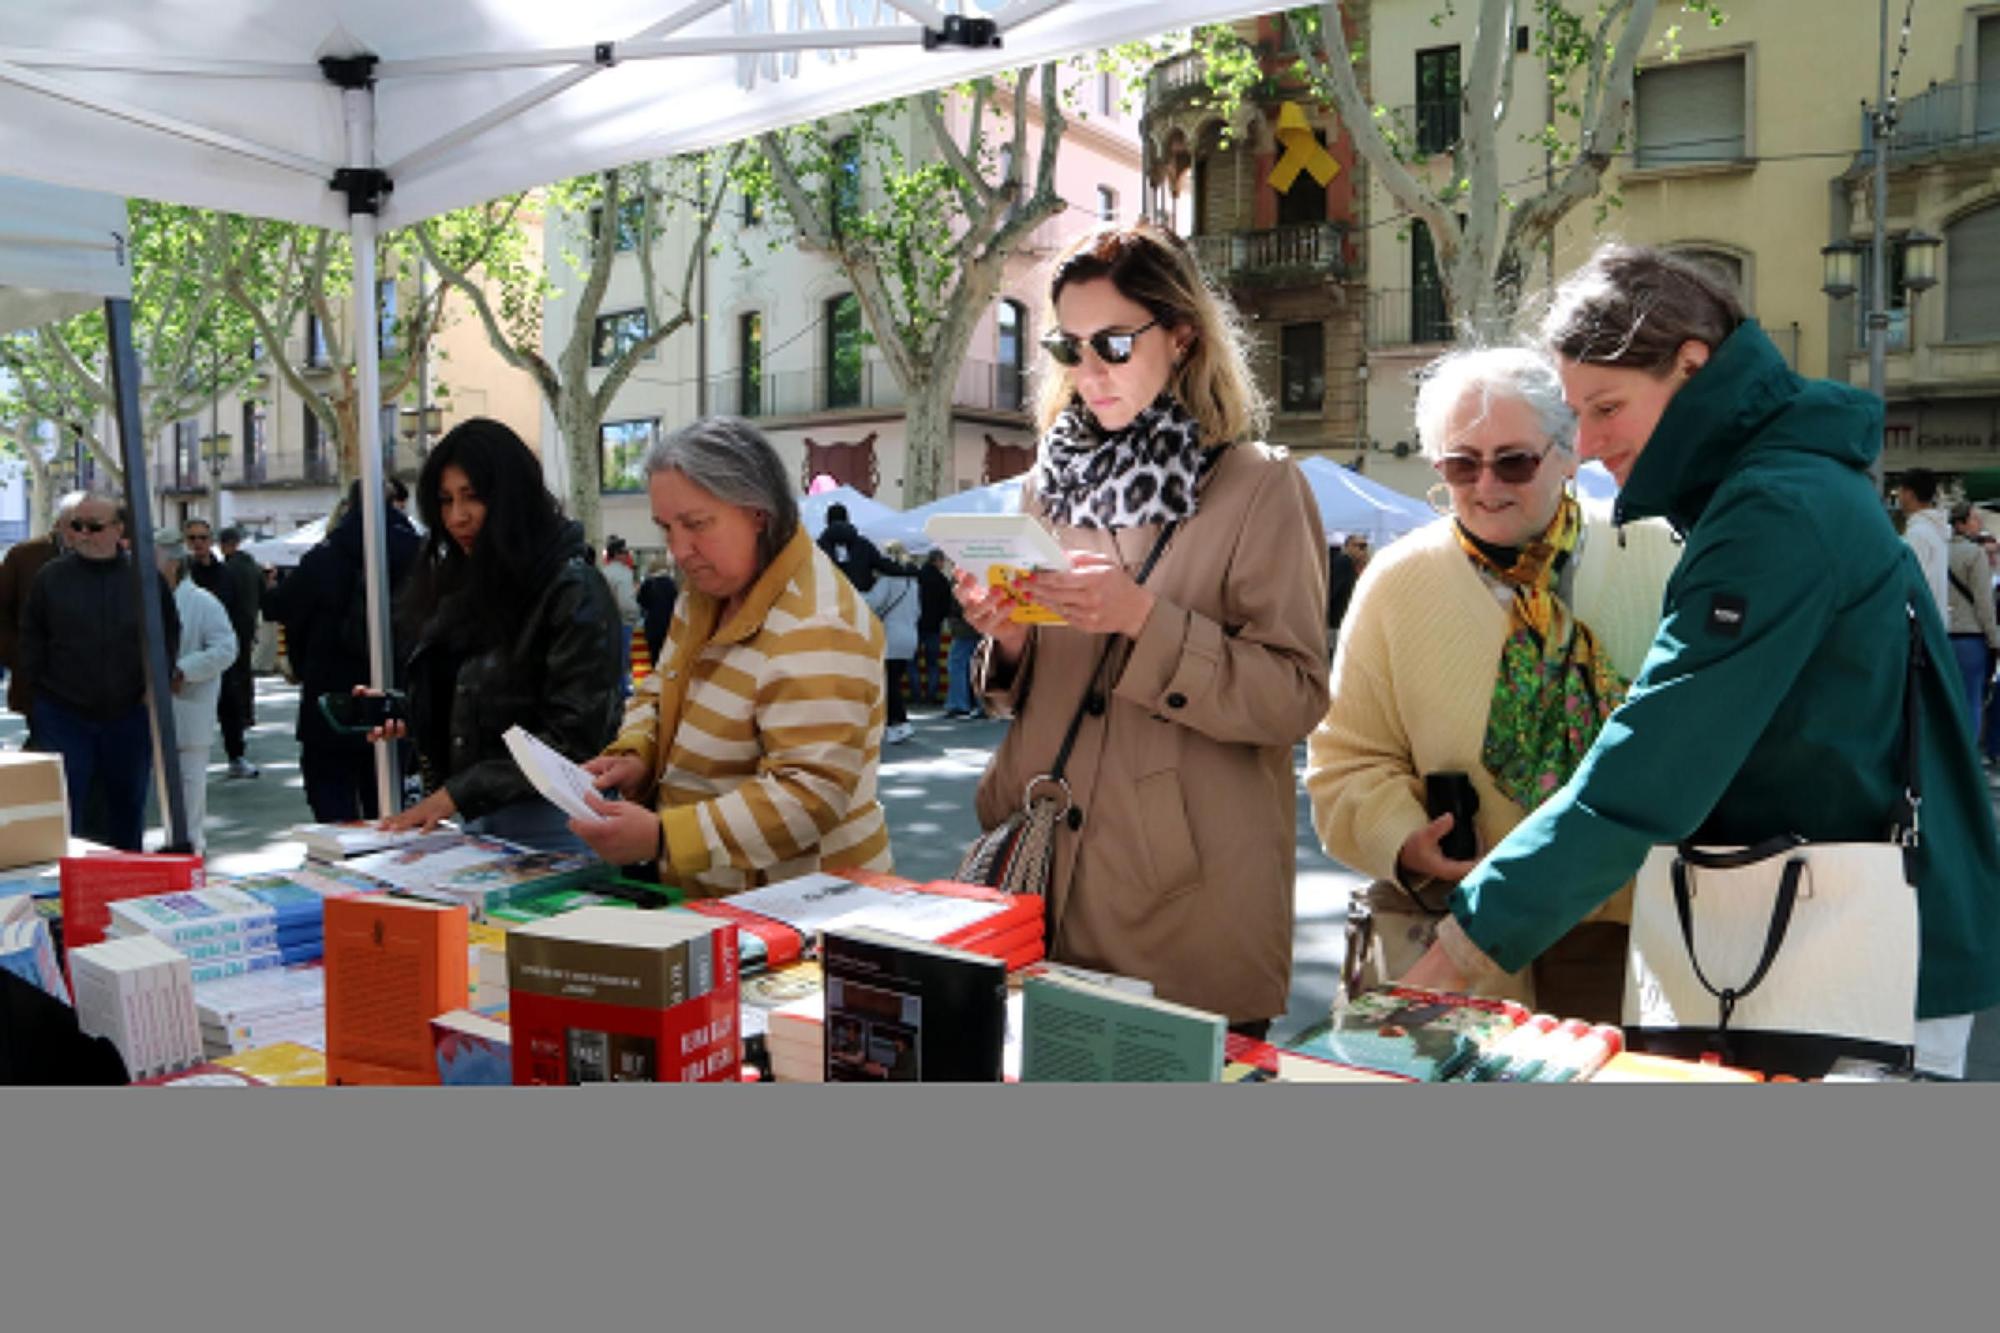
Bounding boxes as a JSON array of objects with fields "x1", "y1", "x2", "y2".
[{"x1": 0, "y1": 828, "x2": 1914, "y2": 1086}]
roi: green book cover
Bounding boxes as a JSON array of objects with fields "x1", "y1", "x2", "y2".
[{"x1": 1020, "y1": 973, "x2": 1225, "y2": 1083}]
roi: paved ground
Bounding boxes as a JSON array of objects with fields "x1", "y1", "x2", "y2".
[{"x1": 9, "y1": 674, "x2": 1998, "y2": 1071}]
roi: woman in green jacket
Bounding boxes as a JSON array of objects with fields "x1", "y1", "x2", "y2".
[{"x1": 1401, "y1": 244, "x2": 2000, "y2": 1077}]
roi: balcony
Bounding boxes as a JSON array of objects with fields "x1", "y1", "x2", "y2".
[
  {"x1": 1366, "y1": 286, "x2": 1454, "y2": 349},
  {"x1": 1193, "y1": 222, "x2": 1353, "y2": 285},
  {"x1": 1861, "y1": 80, "x2": 2000, "y2": 169},
  {"x1": 1145, "y1": 52, "x2": 1209, "y2": 110},
  {"x1": 700, "y1": 357, "x2": 1032, "y2": 420}
]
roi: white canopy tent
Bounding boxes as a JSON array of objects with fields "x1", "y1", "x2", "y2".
[
  {"x1": 0, "y1": 0, "x2": 1267, "y2": 809},
  {"x1": 1, "y1": 174, "x2": 192, "y2": 847},
  {"x1": 1295, "y1": 456, "x2": 1437, "y2": 547},
  {"x1": 865, "y1": 475, "x2": 1026, "y2": 553},
  {"x1": 798, "y1": 484, "x2": 899, "y2": 540}
]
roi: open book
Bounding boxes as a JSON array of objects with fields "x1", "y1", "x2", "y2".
[
  {"x1": 503, "y1": 726, "x2": 611, "y2": 824},
  {"x1": 923, "y1": 512, "x2": 1072, "y2": 625}
]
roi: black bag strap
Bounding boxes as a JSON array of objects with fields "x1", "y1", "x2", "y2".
[
  {"x1": 1949, "y1": 569, "x2": 1981, "y2": 610},
  {"x1": 1671, "y1": 852, "x2": 1806, "y2": 1035},
  {"x1": 1890, "y1": 604, "x2": 1925, "y2": 849},
  {"x1": 1041, "y1": 520, "x2": 1181, "y2": 787}
]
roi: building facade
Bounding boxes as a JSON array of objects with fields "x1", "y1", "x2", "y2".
[{"x1": 540, "y1": 70, "x2": 1145, "y2": 544}]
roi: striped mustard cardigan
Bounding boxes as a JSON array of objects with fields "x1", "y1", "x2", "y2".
[{"x1": 605, "y1": 526, "x2": 893, "y2": 896}]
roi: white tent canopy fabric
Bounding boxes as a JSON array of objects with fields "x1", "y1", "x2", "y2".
[
  {"x1": 798, "y1": 483, "x2": 898, "y2": 539},
  {"x1": 865, "y1": 475, "x2": 1026, "y2": 553},
  {"x1": 0, "y1": 1, "x2": 1268, "y2": 231},
  {"x1": 0, "y1": 175, "x2": 129, "y2": 335},
  {"x1": 1296, "y1": 456, "x2": 1437, "y2": 547}
]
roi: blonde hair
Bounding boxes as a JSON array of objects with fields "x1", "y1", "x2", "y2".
[{"x1": 1033, "y1": 221, "x2": 1266, "y2": 446}]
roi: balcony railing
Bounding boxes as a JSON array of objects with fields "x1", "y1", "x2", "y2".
[
  {"x1": 1146, "y1": 52, "x2": 1209, "y2": 108},
  {"x1": 1366, "y1": 286, "x2": 1454, "y2": 349},
  {"x1": 1862, "y1": 80, "x2": 2000, "y2": 168},
  {"x1": 700, "y1": 357, "x2": 1033, "y2": 419},
  {"x1": 1194, "y1": 222, "x2": 1353, "y2": 283}
]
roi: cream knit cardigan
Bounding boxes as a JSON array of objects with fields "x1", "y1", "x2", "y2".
[{"x1": 1305, "y1": 509, "x2": 1681, "y2": 987}]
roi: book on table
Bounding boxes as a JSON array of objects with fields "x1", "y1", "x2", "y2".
[
  {"x1": 67, "y1": 934, "x2": 203, "y2": 1081},
  {"x1": 820, "y1": 925, "x2": 1007, "y2": 1083},
  {"x1": 58, "y1": 851, "x2": 205, "y2": 954},
  {"x1": 430, "y1": 1008, "x2": 513, "y2": 1086},
  {"x1": 215, "y1": 1041, "x2": 327, "y2": 1087},
  {"x1": 340, "y1": 832, "x2": 609, "y2": 920},
  {"x1": 921, "y1": 512, "x2": 1072, "y2": 625},
  {"x1": 506, "y1": 905, "x2": 740, "y2": 1084},
  {"x1": 681, "y1": 872, "x2": 1042, "y2": 974},
  {"x1": 1019, "y1": 969, "x2": 1226, "y2": 1083},
  {"x1": 292, "y1": 822, "x2": 435, "y2": 862},
  {"x1": 1, "y1": 916, "x2": 69, "y2": 1005},
  {"x1": 323, "y1": 893, "x2": 470, "y2": 1086},
  {"x1": 1280, "y1": 987, "x2": 1529, "y2": 1083}
]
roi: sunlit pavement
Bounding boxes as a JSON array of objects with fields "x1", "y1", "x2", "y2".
[{"x1": 7, "y1": 674, "x2": 1996, "y2": 1066}]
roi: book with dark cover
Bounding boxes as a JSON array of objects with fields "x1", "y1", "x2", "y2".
[
  {"x1": 821, "y1": 926, "x2": 1007, "y2": 1083},
  {"x1": 1281, "y1": 987, "x2": 1527, "y2": 1082}
]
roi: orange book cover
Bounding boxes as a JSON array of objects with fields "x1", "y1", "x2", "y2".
[{"x1": 323, "y1": 893, "x2": 469, "y2": 1086}]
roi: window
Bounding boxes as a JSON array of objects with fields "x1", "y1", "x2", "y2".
[
  {"x1": 303, "y1": 406, "x2": 328, "y2": 482},
  {"x1": 1978, "y1": 16, "x2": 2000, "y2": 140},
  {"x1": 1096, "y1": 186, "x2": 1118, "y2": 223},
  {"x1": 1280, "y1": 323, "x2": 1325, "y2": 413},
  {"x1": 592, "y1": 308, "x2": 650, "y2": 367},
  {"x1": 1947, "y1": 206, "x2": 2000, "y2": 342},
  {"x1": 739, "y1": 312, "x2": 764, "y2": 418},
  {"x1": 174, "y1": 420, "x2": 200, "y2": 489},
  {"x1": 1192, "y1": 155, "x2": 1210, "y2": 236},
  {"x1": 1276, "y1": 127, "x2": 1328, "y2": 227},
  {"x1": 1415, "y1": 46, "x2": 1461, "y2": 154},
  {"x1": 242, "y1": 401, "x2": 267, "y2": 484},
  {"x1": 829, "y1": 135, "x2": 862, "y2": 239},
  {"x1": 1096, "y1": 70, "x2": 1115, "y2": 117},
  {"x1": 1411, "y1": 221, "x2": 1451, "y2": 344},
  {"x1": 1854, "y1": 239, "x2": 1910, "y2": 351},
  {"x1": 741, "y1": 187, "x2": 764, "y2": 228},
  {"x1": 377, "y1": 278, "x2": 398, "y2": 356},
  {"x1": 599, "y1": 419, "x2": 658, "y2": 493},
  {"x1": 996, "y1": 300, "x2": 1026, "y2": 411},
  {"x1": 587, "y1": 194, "x2": 647, "y2": 253},
  {"x1": 304, "y1": 313, "x2": 329, "y2": 367},
  {"x1": 825, "y1": 294, "x2": 864, "y2": 409},
  {"x1": 1634, "y1": 55, "x2": 1747, "y2": 168}
]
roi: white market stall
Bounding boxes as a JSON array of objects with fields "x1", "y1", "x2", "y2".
[
  {"x1": 1295, "y1": 455, "x2": 1437, "y2": 548},
  {"x1": 0, "y1": 0, "x2": 1271, "y2": 808}
]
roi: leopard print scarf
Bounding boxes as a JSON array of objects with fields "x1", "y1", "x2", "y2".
[{"x1": 1035, "y1": 393, "x2": 1212, "y2": 530}]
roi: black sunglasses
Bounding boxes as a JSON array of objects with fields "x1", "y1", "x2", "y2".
[
  {"x1": 68, "y1": 518, "x2": 111, "y2": 534},
  {"x1": 1433, "y1": 448, "x2": 1551, "y2": 487},
  {"x1": 1041, "y1": 318, "x2": 1161, "y2": 368}
]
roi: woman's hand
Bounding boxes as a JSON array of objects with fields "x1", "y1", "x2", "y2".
[
  {"x1": 1398, "y1": 939, "x2": 1471, "y2": 994},
  {"x1": 356, "y1": 685, "x2": 409, "y2": 744},
  {"x1": 1026, "y1": 552, "x2": 1157, "y2": 639},
  {"x1": 381, "y1": 786, "x2": 456, "y2": 833},
  {"x1": 951, "y1": 568, "x2": 1030, "y2": 665},
  {"x1": 582, "y1": 754, "x2": 652, "y2": 801},
  {"x1": 1396, "y1": 813, "x2": 1479, "y2": 886},
  {"x1": 568, "y1": 789, "x2": 665, "y2": 865}
]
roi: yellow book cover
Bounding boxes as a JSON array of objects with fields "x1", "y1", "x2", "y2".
[
  {"x1": 216, "y1": 1041, "x2": 328, "y2": 1087},
  {"x1": 922, "y1": 514, "x2": 1072, "y2": 625}
]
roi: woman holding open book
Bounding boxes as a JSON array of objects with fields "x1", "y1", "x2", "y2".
[
  {"x1": 374, "y1": 418, "x2": 624, "y2": 853},
  {"x1": 570, "y1": 416, "x2": 894, "y2": 895},
  {"x1": 953, "y1": 221, "x2": 1329, "y2": 1034}
]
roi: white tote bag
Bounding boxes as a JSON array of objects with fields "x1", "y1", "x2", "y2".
[{"x1": 1623, "y1": 838, "x2": 1919, "y2": 1065}]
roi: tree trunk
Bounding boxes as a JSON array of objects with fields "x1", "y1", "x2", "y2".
[
  {"x1": 903, "y1": 375, "x2": 955, "y2": 508},
  {"x1": 557, "y1": 390, "x2": 604, "y2": 546}
]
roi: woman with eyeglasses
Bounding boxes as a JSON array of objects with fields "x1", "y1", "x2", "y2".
[
  {"x1": 1395, "y1": 245, "x2": 2000, "y2": 1076},
  {"x1": 1304, "y1": 346, "x2": 1679, "y2": 1020},
  {"x1": 954, "y1": 221, "x2": 1330, "y2": 1035}
]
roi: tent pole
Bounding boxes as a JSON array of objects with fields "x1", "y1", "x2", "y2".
[
  {"x1": 337, "y1": 71, "x2": 400, "y2": 818},
  {"x1": 104, "y1": 295, "x2": 191, "y2": 851}
]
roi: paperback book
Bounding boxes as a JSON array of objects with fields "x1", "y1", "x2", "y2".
[
  {"x1": 58, "y1": 852, "x2": 205, "y2": 952},
  {"x1": 323, "y1": 893, "x2": 470, "y2": 1085},
  {"x1": 1, "y1": 916, "x2": 68, "y2": 1004},
  {"x1": 293, "y1": 822, "x2": 435, "y2": 862},
  {"x1": 821, "y1": 925, "x2": 1007, "y2": 1083},
  {"x1": 430, "y1": 1008, "x2": 513, "y2": 1086},
  {"x1": 1281, "y1": 987, "x2": 1528, "y2": 1083},
  {"x1": 1019, "y1": 970, "x2": 1225, "y2": 1083},
  {"x1": 922, "y1": 512, "x2": 1072, "y2": 624},
  {"x1": 682, "y1": 873, "x2": 1042, "y2": 973},
  {"x1": 67, "y1": 934, "x2": 204, "y2": 1080}
]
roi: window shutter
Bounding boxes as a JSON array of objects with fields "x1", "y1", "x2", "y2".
[
  {"x1": 1636, "y1": 59, "x2": 1745, "y2": 167},
  {"x1": 1947, "y1": 207, "x2": 2000, "y2": 342}
]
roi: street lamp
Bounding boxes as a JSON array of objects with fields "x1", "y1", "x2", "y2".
[
  {"x1": 199, "y1": 426, "x2": 232, "y2": 518},
  {"x1": 1820, "y1": 240, "x2": 1860, "y2": 301},
  {"x1": 399, "y1": 404, "x2": 443, "y2": 451}
]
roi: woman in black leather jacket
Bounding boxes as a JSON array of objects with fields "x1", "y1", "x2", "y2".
[{"x1": 377, "y1": 418, "x2": 623, "y2": 852}]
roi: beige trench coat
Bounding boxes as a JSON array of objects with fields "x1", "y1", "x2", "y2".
[{"x1": 975, "y1": 441, "x2": 1330, "y2": 1022}]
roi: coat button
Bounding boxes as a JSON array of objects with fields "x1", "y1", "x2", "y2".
[
  {"x1": 1166, "y1": 692, "x2": 1187, "y2": 709},
  {"x1": 1066, "y1": 807, "x2": 1083, "y2": 831}
]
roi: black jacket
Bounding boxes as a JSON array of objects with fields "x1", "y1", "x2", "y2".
[
  {"x1": 917, "y1": 562, "x2": 955, "y2": 635},
  {"x1": 816, "y1": 520, "x2": 901, "y2": 592},
  {"x1": 403, "y1": 520, "x2": 623, "y2": 820},
  {"x1": 264, "y1": 504, "x2": 422, "y2": 748},
  {"x1": 637, "y1": 571, "x2": 679, "y2": 664},
  {"x1": 20, "y1": 551, "x2": 180, "y2": 721}
]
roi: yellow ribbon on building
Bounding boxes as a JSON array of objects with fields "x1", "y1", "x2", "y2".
[{"x1": 1267, "y1": 101, "x2": 1339, "y2": 193}]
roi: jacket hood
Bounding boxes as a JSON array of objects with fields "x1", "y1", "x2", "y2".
[
  {"x1": 330, "y1": 499, "x2": 421, "y2": 562},
  {"x1": 1613, "y1": 320, "x2": 1884, "y2": 531}
]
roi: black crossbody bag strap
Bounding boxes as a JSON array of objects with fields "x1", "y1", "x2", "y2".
[
  {"x1": 1890, "y1": 604, "x2": 1925, "y2": 853},
  {"x1": 1670, "y1": 853, "x2": 1806, "y2": 1037}
]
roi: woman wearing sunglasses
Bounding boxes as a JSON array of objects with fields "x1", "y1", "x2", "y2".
[
  {"x1": 1396, "y1": 245, "x2": 2000, "y2": 1076},
  {"x1": 955, "y1": 221, "x2": 1330, "y2": 1034},
  {"x1": 1305, "y1": 346, "x2": 1679, "y2": 1019}
]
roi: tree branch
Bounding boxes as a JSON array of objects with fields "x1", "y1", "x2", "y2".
[
  {"x1": 919, "y1": 89, "x2": 990, "y2": 215},
  {"x1": 417, "y1": 223, "x2": 559, "y2": 399}
]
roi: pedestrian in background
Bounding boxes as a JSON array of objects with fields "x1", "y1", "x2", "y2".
[
  {"x1": 154, "y1": 527, "x2": 237, "y2": 852},
  {"x1": 600, "y1": 534, "x2": 642, "y2": 696},
  {"x1": 1946, "y1": 502, "x2": 2000, "y2": 742},
  {"x1": 637, "y1": 555, "x2": 679, "y2": 668},
  {"x1": 215, "y1": 525, "x2": 265, "y2": 776},
  {"x1": 867, "y1": 540, "x2": 920, "y2": 744},
  {"x1": 0, "y1": 491, "x2": 81, "y2": 746},
  {"x1": 915, "y1": 547, "x2": 954, "y2": 705}
]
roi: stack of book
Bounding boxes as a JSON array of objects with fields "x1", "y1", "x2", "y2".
[
  {"x1": 106, "y1": 878, "x2": 329, "y2": 979},
  {"x1": 338, "y1": 832, "x2": 610, "y2": 921},
  {"x1": 58, "y1": 851, "x2": 205, "y2": 953},
  {"x1": 765, "y1": 991, "x2": 825, "y2": 1083},
  {"x1": 1277, "y1": 987, "x2": 1531, "y2": 1083},
  {"x1": 429, "y1": 1008, "x2": 513, "y2": 1086},
  {"x1": 214, "y1": 1041, "x2": 327, "y2": 1086},
  {"x1": 324, "y1": 894, "x2": 471, "y2": 1085},
  {"x1": 67, "y1": 935, "x2": 203, "y2": 1080},
  {"x1": 507, "y1": 906, "x2": 739, "y2": 1084},
  {"x1": 682, "y1": 871, "x2": 1044, "y2": 975},
  {"x1": 193, "y1": 964, "x2": 328, "y2": 1058},
  {"x1": 293, "y1": 822, "x2": 432, "y2": 862}
]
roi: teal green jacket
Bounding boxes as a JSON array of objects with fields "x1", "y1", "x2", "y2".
[{"x1": 1452, "y1": 321, "x2": 2000, "y2": 1019}]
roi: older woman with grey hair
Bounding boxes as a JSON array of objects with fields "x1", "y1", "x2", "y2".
[
  {"x1": 1303, "y1": 345, "x2": 1679, "y2": 1019},
  {"x1": 576, "y1": 416, "x2": 893, "y2": 894}
]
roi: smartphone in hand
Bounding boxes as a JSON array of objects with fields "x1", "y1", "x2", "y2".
[
  {"x1": 1424, "y1": 771, "x2": 1481, "y2": 863},
  {"x1": 318, "y1": 689, "x2": 404, "y2": 735}
]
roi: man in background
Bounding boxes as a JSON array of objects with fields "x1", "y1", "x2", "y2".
[
  {"x1": 0, "y1": 491, "x2": 81, "y2": 745},
  {"x1": 1898, "y1": 468, "x2": 1950, "y2": 618},
  {"x1": 1325, "y1": 532, "x2": 1371, "y2": 647},
  {"x1": 216, "y1": 525, "x2": 265, "y2": 777}
]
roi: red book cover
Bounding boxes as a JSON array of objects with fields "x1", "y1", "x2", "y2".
[
  {"x1": 948, "y1": 918, "x2": 1045, "y2": 970},
  {"x1": 941, "y1": 908, "x2": 1044, "y2": 953},
  {"x1": 506, "y1": 907, "x2": 740, "y2": 1084},
  {"x1": 323, "y1": 893, "x2": 469, "y2": 1086},
  {"x1": 679, "y1": 897, "x2": 808, "y2": 970},
  {"x1": 59, "y1": 852, "x2": 204, "y2": 952}
]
